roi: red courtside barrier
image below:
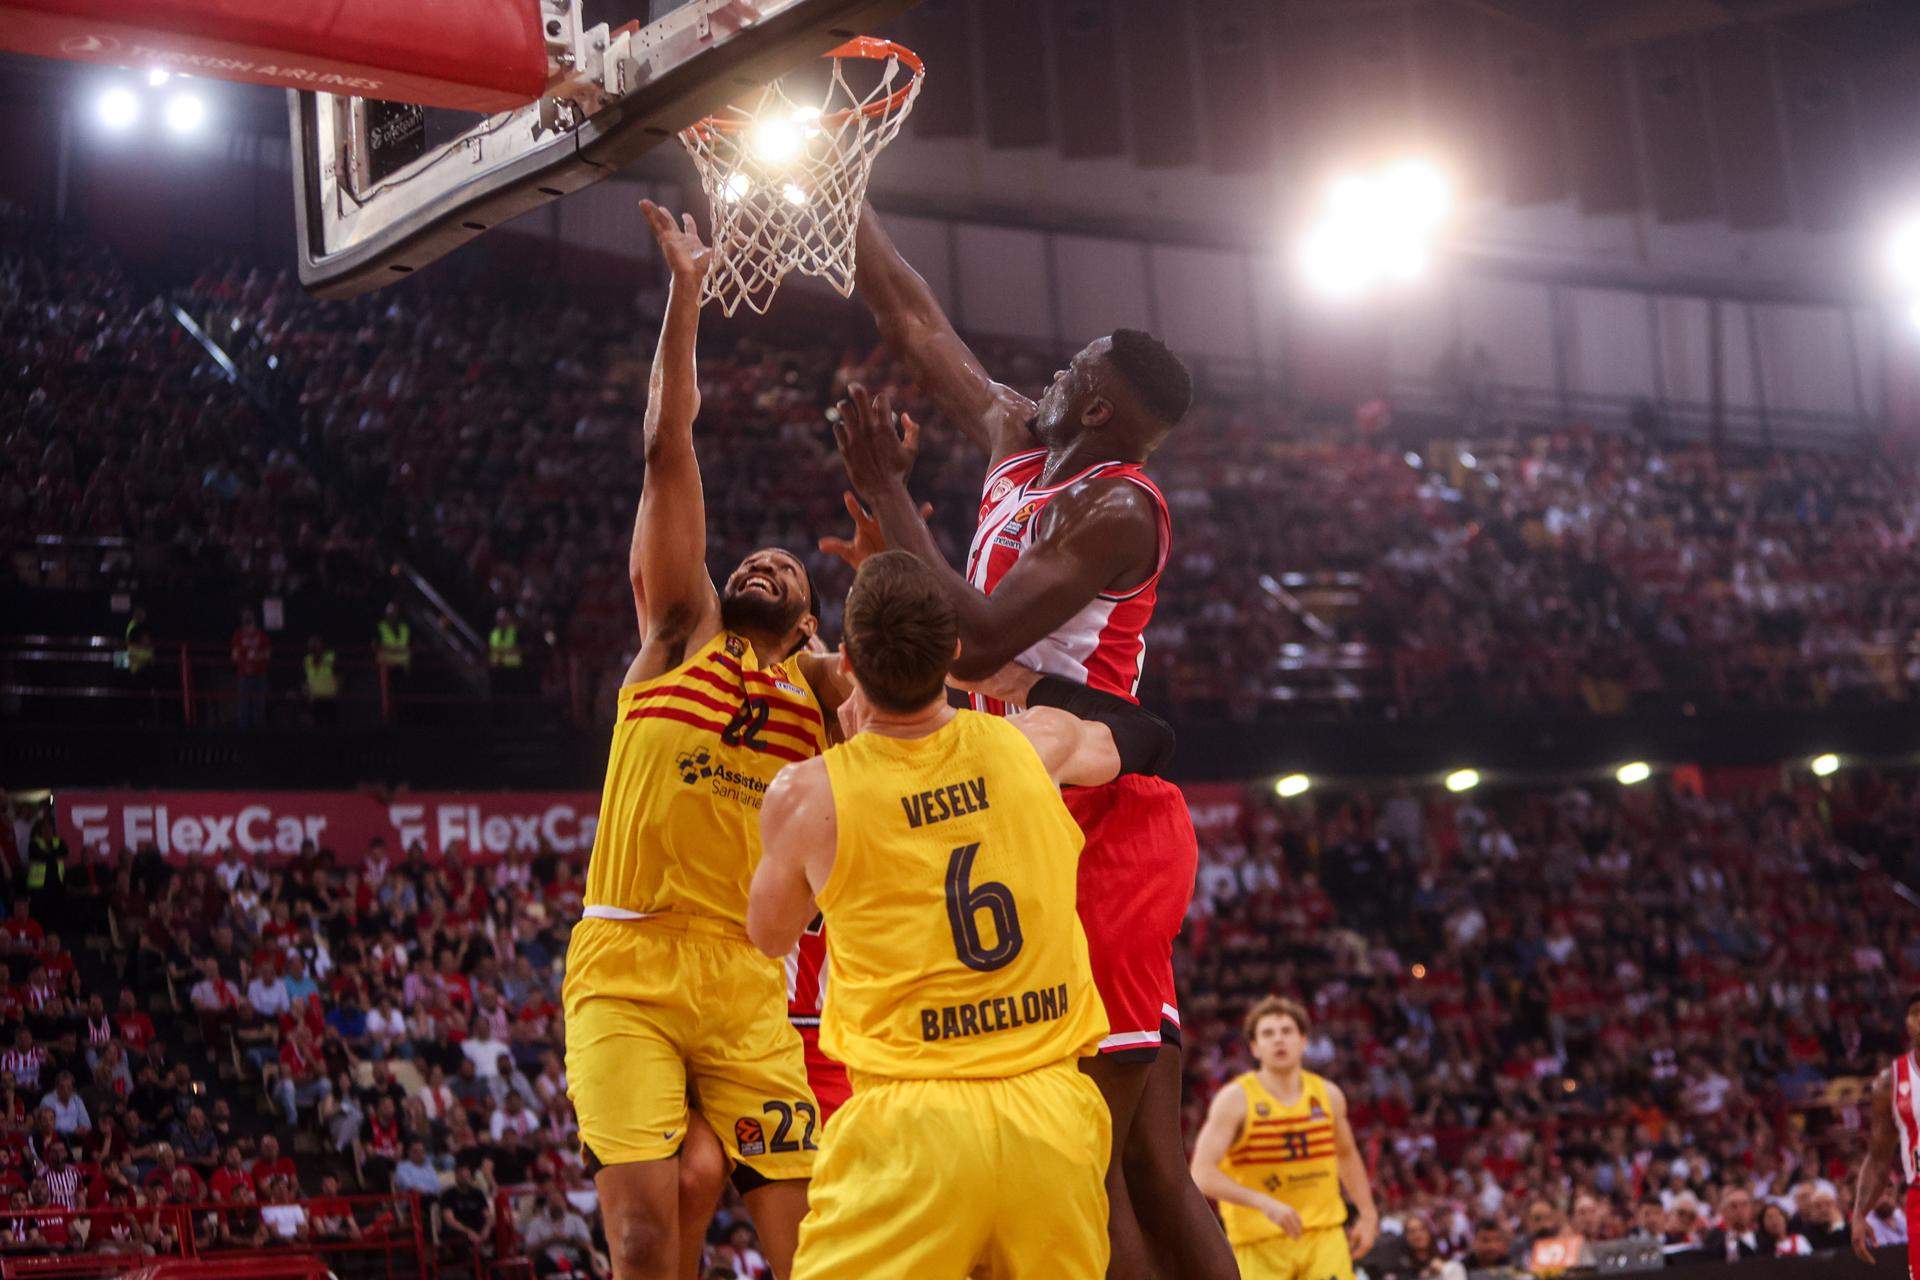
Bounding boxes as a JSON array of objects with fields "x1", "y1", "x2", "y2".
[{"x1": 0, "y1": 0, "x2": 546, "y2": 111}]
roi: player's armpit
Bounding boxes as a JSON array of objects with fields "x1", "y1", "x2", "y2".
[
  {"x1": 748, "y1": 760, "x2": 836, "y2": 957},
  {"x1": 794, "y1": 649, "x2": 855, "y2": 740}
]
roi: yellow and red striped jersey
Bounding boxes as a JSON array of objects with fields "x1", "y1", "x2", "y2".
[
  {"x1": 583, "y1": 629, "x2": 829, "y2": 928},
  {"x1": 1217, "y1": 1069, "x2": 1347, "y2": 1243}
]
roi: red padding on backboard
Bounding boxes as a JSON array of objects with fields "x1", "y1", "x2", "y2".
[{"x1": 1, "y1": 0, "x2": 547, "y2": 111}]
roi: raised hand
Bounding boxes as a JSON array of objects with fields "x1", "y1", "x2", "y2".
[
  {"x1": 817, "y1": 490, "x2": 933, "y2": 570},
  {"x1": 639, "y1": 199, "x2": 712, "y2": 287},
  {"x1": 830, "y1": 383, "x2": 919, "y2": 499}
]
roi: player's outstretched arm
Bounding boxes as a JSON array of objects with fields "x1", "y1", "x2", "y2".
[
  {"x1": 1850, "y1": 1068, "x2": 1896, "y2": 1265},
  {"x1": 628, "y1": 199, "x2": 721, "y2": 677},
  {"x1": 854, "y1": 202, "x2": 1036, "y2": 466},
  {"x1": 833, "y1": 384, "x2": 1158, "y2": 679},
  {"x1": 1189, "y1": 1084, "x2": 1304, "y2": 1239},
  {"x1": 747, "y1": 759, "x2": 836, "y2": 958},
  {"x1": 1326, "y1": 1081, "x2": 1380, "y2": 1258},
  {"x1": 981, "y1": 668, "x2": 1174, "y2": 785}
]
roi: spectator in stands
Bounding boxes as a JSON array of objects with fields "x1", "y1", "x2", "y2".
[
  {"x1": 249, "y1": 1133, "x2": 297, "y2": 1191},
  {"x1": 1696, "y1": 1186, "x2": 1762, "y2": 1262},
  {"x1": 209, "y1": 1145, "x2": 251, "y2": 1200},
  {"x1": 230, "y1": 609, "x2": 272, "y2": 730},
  {"x1": 308, "y1": 1173, "x2": 360, "y2": 1242},
  {"x1": 35, "y1": 1139, "x2": 82, "y2": 1211},
  {"x1": 521, "y1": 1187, "x2": 606, "y2": 1279},
  {"x1": 391, "y1": 1140, "x2": 442, "y2": 1200},
  {"x1": 1797, "y1": 1188, "x2": 1850, "y2": 1252},
  {"x1": 259, "y1": 1175, "x2": 309, "y2": 1242},
  {"x1": 37, "y1": 1070, "x2": 89, "y2": 1135},
  {"x1": 273, "y1": 1023, "x2": 332, "y2": 1126},
  {"x1": 438, "y1": 1160, "x2": 494, "y2": 1272},
  {"x1": 3, "y1": 1027, "x2": 46, "y2": 1092},
  {"x1": 169, "y1": 1105, "x2": 218, "y2": 1173}
]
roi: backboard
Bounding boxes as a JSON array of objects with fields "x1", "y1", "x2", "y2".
[{"x1": 289, "y1": 0, "x2": 919, "y2": 298}]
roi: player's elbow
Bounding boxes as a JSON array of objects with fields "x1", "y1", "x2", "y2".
[{"x1": 743, "y1": 907, "x2": 785, "y2": 959}]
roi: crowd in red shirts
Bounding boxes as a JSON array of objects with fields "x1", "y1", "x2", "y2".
[
  {"x1": 1178, "y1": 768, "x2": 1920, "y2": 1274},
  {"x1": 178, "y1": 256, "x2": 1920, "y2": 728}
]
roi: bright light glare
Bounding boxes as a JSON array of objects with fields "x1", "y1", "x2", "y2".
[
  {"x1": 1810, "y1": 752, "x2": 1840, "y2": 777},
  {"x1": 1299, "y1": 157, "x2": 1451, "y2": 301},
  {"x1": 781, "y1": 183, "x2": 809, "y2": 207},
  {"x1": 96, "y1": 87, "x2": 140, "y2": 131},
  {"x1": 164, "y1": 93, "x2": 205, "y2": 135},
  {"x1": 1444, "y1": 768, "x2": 1480, "y2": 793},
  {"x1": 147, "y1": 69, "x2": 171, "y2": 87},
  {"x1": 1299, "y1": 222, "x2": 1377, "y2": 299},
  {"x1": 1274, "y1": 774, "x2": 1311, "y2": 798},
  {"x1": 1616, "y1": 761, "x2": 1651, "y2": 786},
  {"x1": 750, "y1": 117, "x2": 803, "y2": 164},
  {"x1": 1907, "y1": 301, "x2": 1920, "y2": 334},
  {"x1": 1890, "y1": 218, "x2": 1920, "y2": 294},
  {"x1": 1382, "y1": 158, "x2": 1452, "y2": 228},
  {"x1": 721, "y1": 172, "x2": 752, "y2": 203}
]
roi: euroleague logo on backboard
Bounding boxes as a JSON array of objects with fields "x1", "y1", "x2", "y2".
[{"x1": 61, "y1": 34, "x2": 121, "y2": 56}]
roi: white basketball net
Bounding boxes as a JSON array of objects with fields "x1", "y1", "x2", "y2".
[{"x1": 679, "y1": 41, "x2": 922, "y2": 316}]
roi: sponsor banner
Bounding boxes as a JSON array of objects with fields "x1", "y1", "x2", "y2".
[
  {"x1": 1180, "y1": 781, "x2": 1247, "y2": 842},
  {"x1": 54, "y1": 780, "x2": 1241, "y2": 863},
  {"x1": 56, "y1": 791, "x2": 598, "y2": 863}
]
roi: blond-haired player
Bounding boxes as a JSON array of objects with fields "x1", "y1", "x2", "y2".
[
  {"x1": 746, "y1": 548, "x2": 1179, "y2": 1278},
  {"x1": 1190, "y1": 996, "x2": 1380, "y2": 1280}
]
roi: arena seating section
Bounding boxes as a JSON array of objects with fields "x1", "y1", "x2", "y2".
[{"x1": 7, "y1": 213, "x2": 1920, "y2": 1275}]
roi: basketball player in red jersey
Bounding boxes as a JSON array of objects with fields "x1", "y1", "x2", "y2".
[
  {"x1": 835, "y1": 204, "x2": 1235, "y2": 1280},
  {"x1": 1850, "y1": 990, "x2": 1920, "y2": 1270},
  {"x1": 787, "y1": 918, "x2": 852, "y2": 1118}
]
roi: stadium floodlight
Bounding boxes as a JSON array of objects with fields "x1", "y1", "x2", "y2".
[
  {"x1": 1444, "y1": 768, "x2": 1480, "y2": 793},
  {"x1": 164, "y1": 92, "x2": 206, "y2": 135},
  {"x1": 1616, "y1": 761, "x2": 1652, "y2": 786},
  {"x1": 1810, "y1": 752, "x2": 1841, "y2": 777},
  {"x1": 1300, "y1": 157, "x2": 1452, "y2": 301},
  {"x1": 147, "y1": 69, "x2": 171, "y2": 87},
  {"x1": 96, "y1": 87, "x2": 140, "y2": 131},
  {"x1": 1889, "y1": 216, "x2": 1920, "y2": 294},
  {"x1": 1274, "y1": 774, "x2": 1311, "y2": 799}
]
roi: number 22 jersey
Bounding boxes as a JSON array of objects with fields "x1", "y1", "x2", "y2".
[{"x1": 815, "y1": 710, "x2": 1107, "y2": 1079}]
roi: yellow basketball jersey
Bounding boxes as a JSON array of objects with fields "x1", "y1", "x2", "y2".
[
  {"x1": 584, "y1": 630, "x2": 829, "y2": 927},
  {"x1": 816, "y1": 710, "x2": 1107, "y2": 1079},
  {"x1": 1218, "y1": 1070, "x2": 1347, "y2": 1243}
]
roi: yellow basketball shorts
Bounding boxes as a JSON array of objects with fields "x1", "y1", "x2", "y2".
[
  {"x1": 1232, "y1": 1226, "x2": 1355, "y2": 1280},
  {"x1": 563, "y1": 914, "x2": 817, "y2": 1181},
  {"x1": 792, "y1": 1060, "x2": 1110, "y2": 1280}
]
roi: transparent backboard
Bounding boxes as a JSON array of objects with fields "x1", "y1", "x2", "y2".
[{"x1": 289, "y1": 0, "x2": 918, "y2": 298}]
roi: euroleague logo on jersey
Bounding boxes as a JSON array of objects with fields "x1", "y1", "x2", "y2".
[
  {"x1": 993, "y1": 499, "x2": 1042, "y2": 551},
  {"x1": 735, "y1": 1117, "x2": 767, "y2": 1157}
]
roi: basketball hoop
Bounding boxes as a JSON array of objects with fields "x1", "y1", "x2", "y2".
[{"x1": 679, "y1": 36, "x2": 923, "y2": 316}]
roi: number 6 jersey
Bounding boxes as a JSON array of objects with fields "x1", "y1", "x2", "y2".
[{"x1": 815, "y1": 709, "x2": 1107, "y2": 1079}]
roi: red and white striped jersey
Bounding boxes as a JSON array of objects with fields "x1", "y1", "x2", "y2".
[
  {"x1": 963, "y1": 448, "x2": 1171, "y2": 714},
  {"x1": 785, "y1": 916, "x2": 828, "y2": 1027},
  {"x1": 1894, "y1": 1052, "x2": 1920, "y2": 1184}
]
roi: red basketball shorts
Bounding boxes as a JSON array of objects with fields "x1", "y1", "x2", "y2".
[
  {"x1": 797, "y1": 1023, "x2": 852, "y2": 1122},
  {"x1": 1063, "y1": 774, "x2": 1199, "y2": 1063}
]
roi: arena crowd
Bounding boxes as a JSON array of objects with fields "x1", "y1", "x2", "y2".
[{"x1": 4, "y1": 760, "x2": 1916, "y2": 1274}]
